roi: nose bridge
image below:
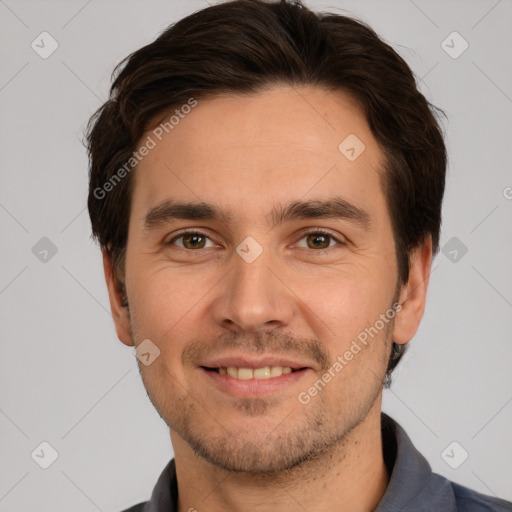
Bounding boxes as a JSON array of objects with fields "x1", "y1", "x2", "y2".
[{"x1": 212, "y1": 238, "x2": 293, "y2": 332}]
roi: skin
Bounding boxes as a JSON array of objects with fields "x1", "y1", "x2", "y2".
[{"x1": 103, "y1": 85, "x2": 432, "y2": 512}]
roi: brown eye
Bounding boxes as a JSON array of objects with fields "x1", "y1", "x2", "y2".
[
  {"x1": 305, "y1": 233, "x2": 332, "y2": 249},
  {"x1": 295, "y1": 231, "x2": 343, "y2": 251},
  {"x1": 168, "y1": 231, "x2": 215, "y2": 249},
  {"x1": 182, "y1": 233, "x2": 206, "y2": 249}
]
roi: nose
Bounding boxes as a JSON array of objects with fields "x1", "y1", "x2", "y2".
[{"x1": 210, "y1": 244, "x2": 295, "y2": 334}]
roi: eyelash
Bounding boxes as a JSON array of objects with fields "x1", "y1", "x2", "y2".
[{"x1": 166, "y1": 229, "x2": 346, "y2": 253}]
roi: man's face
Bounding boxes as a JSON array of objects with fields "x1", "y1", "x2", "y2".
[{"x1": 116, "y1": 85, "x2": 404, "y2": 473}]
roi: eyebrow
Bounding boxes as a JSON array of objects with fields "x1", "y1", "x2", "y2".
[{"x1": 143, "y1": 196, "x2": 371, "y2": 231}]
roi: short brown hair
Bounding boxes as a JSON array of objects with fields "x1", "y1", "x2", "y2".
[{"x1": 86, "y1": 0, "x2": 447, "y2": 386}]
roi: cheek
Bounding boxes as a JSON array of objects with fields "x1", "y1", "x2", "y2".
[
  {"x1": 130, "y1": 258, "x2": 203, "y2": 316},
  {"x1": 127, "y1": 261, "x2": 192, "y2": 337},
  {"x1": 127, "y1": 259, "x2": 223, "y2": 356},
  {"x1": 296, "y1": 266, "x2": 394, "y2": 362},
  {"x1": 300, "y1": 270, "x2": 375, "y2": 328}
]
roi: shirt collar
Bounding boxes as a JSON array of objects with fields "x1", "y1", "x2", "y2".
[{"x1": 376, "y1": 412, "x2": 456, "y2": 511}]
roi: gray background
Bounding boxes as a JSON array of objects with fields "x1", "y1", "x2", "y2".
[{"x1": 1, "y1": 0, "x2": 511, "y2": 510}]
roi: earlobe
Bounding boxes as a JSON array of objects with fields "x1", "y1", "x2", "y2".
[
  {"x1": 102, "y1": 248, "x2": 134, "y2": 347},
  {"x1": 392, "y1": 236, "x2": 433, "y2": 345}
]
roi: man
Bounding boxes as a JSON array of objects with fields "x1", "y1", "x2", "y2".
[{"x1": 86, "y1": 1, "x2": 512, "y2": 510}]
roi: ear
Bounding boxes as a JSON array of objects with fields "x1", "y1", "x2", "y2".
[
  {"x1": 393, "y1": 236, "x2": 433, "y2": 345},
  {"x1": 102, "y1": 248, "x2": 134, "y2": 347}
]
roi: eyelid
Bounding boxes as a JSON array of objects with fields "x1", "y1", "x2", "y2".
[{"x1": 298, "y1": 227, "x2": 345, "y2": 241}]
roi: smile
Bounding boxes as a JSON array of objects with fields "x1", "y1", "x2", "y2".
[
  {"x1": 200, "y1": 365, "x2": 311, "y2": 397},
  {"x1": 202, "y1": 366, "x2": 302, "y2": 380}
]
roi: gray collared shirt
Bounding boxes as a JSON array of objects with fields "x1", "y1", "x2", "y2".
[{"x1": 121, "y1": 413, "x2": 512, "y2": 511}]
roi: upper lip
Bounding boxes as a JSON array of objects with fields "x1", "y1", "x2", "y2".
[{"x1": 200, "y1": 355, "x2": 314, "y2": 371}]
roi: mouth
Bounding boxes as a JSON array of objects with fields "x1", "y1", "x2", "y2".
[
  {"x1": 199, "y1": 363, "x2": 312, "y2": 398},
  {"x1": 201, "y1": 365, "x2": 306, "y2": 380}
]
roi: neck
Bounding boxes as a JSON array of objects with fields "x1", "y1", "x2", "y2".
[{"x1": 172, "y1": 401, "x2": 389, "y2": 512}]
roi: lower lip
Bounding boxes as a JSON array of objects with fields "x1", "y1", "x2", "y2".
[{"x1": 200, "y1": 367, "x2": 311, "y2": 397}]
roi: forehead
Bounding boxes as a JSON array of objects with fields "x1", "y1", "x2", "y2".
[{"x1": 131, "y1": 85, "x2": 387, "y2": 227}]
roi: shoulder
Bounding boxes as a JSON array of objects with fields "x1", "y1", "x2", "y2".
[
  {"x1": 119, "y1": 502, "x2": 147, "y2": 512},
  {"x1": 379, "y1": 414, "x2": 512, "y2": 511},
  {"x1": 451, "y1": 482, "x2": 512, "y2": 511},
  {"x1": 117, "y1": 458, "x2": 177, "y2": 512}
]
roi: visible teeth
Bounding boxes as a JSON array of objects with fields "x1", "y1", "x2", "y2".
[
  {"x1": 219, "y1": 366, "x2": 295, "y2": 379},
  {"x1": 253, "y1": 367, "x2": 271, "y2": 379},
  {"x1": 270, "y1": 366, "x2": 283, "y2": 377},
  {"x1": 237, "y1": 367, "x2": 253, "y2": 380}
]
